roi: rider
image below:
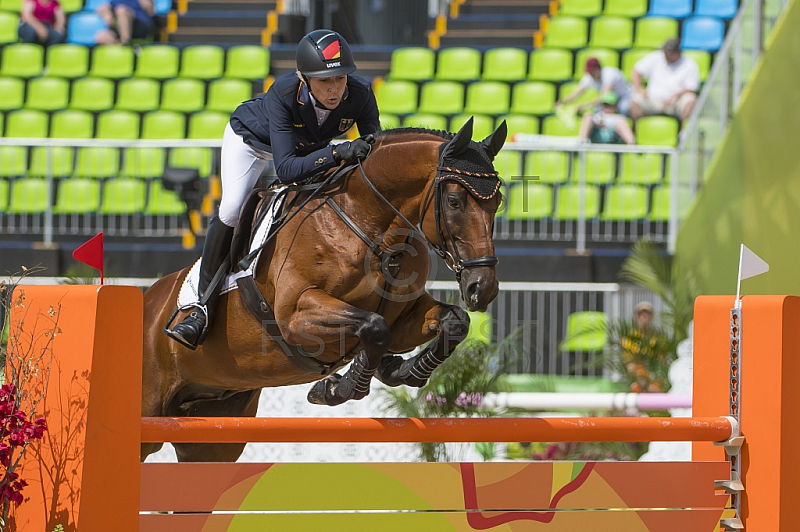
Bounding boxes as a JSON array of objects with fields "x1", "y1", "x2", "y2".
[{"x1": 165, "y1": 29, "x2": 382, "y2": 349}]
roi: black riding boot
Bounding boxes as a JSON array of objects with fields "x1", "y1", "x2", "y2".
[{"x1": 165, "y1": 216, "x2": 234, "y2": 349}]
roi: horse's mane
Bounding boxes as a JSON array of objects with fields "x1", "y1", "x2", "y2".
[{"x1": 376, "y1": 127, "x2": 454, "y2": 141}]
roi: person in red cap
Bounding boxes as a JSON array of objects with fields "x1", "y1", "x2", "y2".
[{"x1": 556, "y1": 57, "x2": 633, "y2": 116}]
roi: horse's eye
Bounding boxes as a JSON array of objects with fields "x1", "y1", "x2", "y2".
[{"x1": 446, "y1": 195, "x2": 461, "y2": 209}]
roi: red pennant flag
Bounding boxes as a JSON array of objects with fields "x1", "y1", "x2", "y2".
[{"x1": 73, "y1": 232, "x2": 104, "y2": 284}]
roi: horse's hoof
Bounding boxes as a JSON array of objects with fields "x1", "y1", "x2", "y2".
[
  {"x1": 375, "y1": 355, "x2": 429, "y2": 388},
  {"x1": 306, "y1": 371, "x2": 372, "y2": 406},
  {"x1": 307, "y1": 374, "x2": 341, "y2": 405}
]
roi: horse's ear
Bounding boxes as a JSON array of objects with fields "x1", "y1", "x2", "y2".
[
  {"x1": 444, "y1": 117, "x2": 474, "y2": 158},
  {"x1": 482, "y1": 120, "x2": 507, "y2": 160}
]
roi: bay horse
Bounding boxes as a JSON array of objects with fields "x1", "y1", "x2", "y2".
[{"x1": 141, "y1": 118, "x2": 507, "y2": 462}]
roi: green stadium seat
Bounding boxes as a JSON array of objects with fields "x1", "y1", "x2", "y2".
[
  {"x1": 50, "y1": 109, "x2": 94, "y2": 138},
  {"x1": 116, "y1": 78, "x2": 161, "y2": 112},
  {"x1": 54, "y1": 178, "x2": 101, "y2": 213},
  {"x1": 544, "y1": 17, "x2": 588, "y2": 49},
  {"x1": 101, "y1": 178, "x2": 146, "y2": 214},
  {"x1": 0, "y1": 179, "x2": 6, "y2": 211},
  {"x1": 482, "y1": 47, "x2": 527, "y2": 81},
  {"x1": 29, "y1": 147, "x2": 74, "y2": 178},
  {"x1": 120, "y1": 147, "x2": 166, "y2": 179},
  {"x1": 45, "y1": 44, "x2": 89, "y2": 79},
  {"x1": 559, "y1": 0, "x2": 602, "y2": 17},
  {"x1": 542, "y1": 115, "x2": 580, "y2": 137},
  {"x1": 619, "y1": 153, "x2": 663, "y2": 185},
  {"x1": 96, "y1": 110, "x2": 140, "y2": 139},
  {"x1": 417, "y1": 81, "x2": 464, "y2": 115},
  {"x1": 493, "y1": 149, "x2": 522, "y2": 180},
  {"x1": 206, "y1": 78, "x2": 251, "y2": 113},
  {"x1": 188, "y1": 111, "x2": 228, "y2": 139},
  {"x1": 435, "y1": 47, "x2": 481, "y2": 81},
  {"x1": 69, "y1": 77, "x2": 114, "y2": 112},
  {"x1": 500, "y1": 114, "x2": 539, "y2": 139},
  {"x1": 0, "y1": 11, "x2": 19, "y2": 44},
  {"x1": 379, "y1": 114, "x2": 400, "y2": 130},
  {"x1": 169, "y1": 147, "x2": 212, "y2": 177},
  {"x1": 589, "y1": 17, "x2": 634, "y2": 50},
  {"x1": 634, "y1": 17, "x2": 678, "y2": 49},
  {"x1": 553, "y1": 184, "x2": 601, "y2": 219},
  {"x1": 621, "y1": 48, "x2": 653, "y2": 79},
  {"x1": 528, "y1": 49, "x2": 573, "y2": 81},
  {"x1": 683, "y1": 50, "x2": 711, "y2": 82},
  {"x1": 572, "y1": 152, "x2": 616, "y2": 185},
  {"x1": 225, "y1": 45, "x2": 270, "y2": 80},
  {"x1": 603, "y1": 0, "x2": 648, "y2": 17},
  {"x1": 523, "y1": 151, "x2": 570, "y2": 184},
  {"x1": 180, "y1": 45, "x2": 224, "y2": 80},
  {"x1": 559, "y1": 82, "x2": 599, "y2": 107},
  {"x1": 560, "y1": 311, "x2": 607, "y2": 352},
  {"x1": 449, "y1": 114, "x2": 494, "y2": 140},
  {"x1": 8, "y1": 178, "x2": 48, "y2": 214},
  {"x1": 74, "y1": 147, "x2": 120, "y2": 179},
  {"x1": 0, "y1": 77, "x2": 24, "y2": 111},
  {"x1": 402, "y1": 113, "x2": 447, "y2": 130},
  {"x1": 0, "y1": 147, "x2": 26, "y2": 177},
  {"x1": 650, "y1": 184, "x2": 693, "y2": 221},
  {"x1": 161, "y1": 78, "x2": 206, "y2": 113},
  {"x1": 463, "y1": 81, "x2": 510, "y2": 116},
  {"x1": 574, "y1": 48, "x2": 620, "y2": 79},
  {"x1": 465, "y1": 311, "x2": 492, "y2": 344},
  {"x1": 506, "y1": 183, "x2": 553, "y2": 219},
  {"x1": 25, "y1": 77, "x2": 69, "y2": 112},
  {"x1": 602, "y1": 184, "x2": 648, "y2": 220},
  {"x1": 145, "y1": 180, "x2": 186, "y2": 215},
  {"x1": 60, "y1": 0, "x2": 83, "y2": 12},
  {"x1": 134, "y1": 45, "x2": 180, "y2": 79},
  {"x1": 375, "y1": 80, "x2": 418, "y2": 115},
  {"x1": 0, "y1": 43, "x2": 44, "y2": 78},
  {"x1": 635, "y1": 116, "x2": 679, "y2": 146},
  {"x1": 6, "y1": 109, "x2": 48, "y2": 137},
  {"x1": 388, "y1": 47, "x2": 435, "y2": 81},
  {"x1": 89, "y1": 45, "x2": 135, "y2": 79},
  {"x1": 510, "y1": 81, "x2": 556, "y2": 116},
  {"x1": 141, "y1": 110, "x2": 186, "y2": 140},
  {"x1": 0, "y1": 0, "x2": 21, "y2": 11}
]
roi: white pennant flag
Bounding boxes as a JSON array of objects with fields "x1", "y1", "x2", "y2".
[{"x1": 735, "y1": 244, "x2": 769, "y2": 308}]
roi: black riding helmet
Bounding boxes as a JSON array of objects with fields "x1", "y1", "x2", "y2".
[{"x1": 296, "y1": 29, "x2": 357, "y2": 78}]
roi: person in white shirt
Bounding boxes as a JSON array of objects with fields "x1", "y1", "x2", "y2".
[
  {"x1": 557, "y1": 57, "x2": 633, "y2": 116},
  {"x1": 630, "y1": 38, "x2": 700, "y2": 122}
]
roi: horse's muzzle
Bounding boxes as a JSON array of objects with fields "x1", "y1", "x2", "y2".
[{"x1": 459, "y1": 266, "x2": 499, "y2": 312}]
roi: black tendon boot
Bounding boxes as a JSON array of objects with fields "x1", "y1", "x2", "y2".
[{"x1": 165, "y1": 216, "x2": 234, "y2": 349}]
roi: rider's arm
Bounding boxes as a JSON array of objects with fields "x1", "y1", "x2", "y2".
[
  {"x1": 267, "y1": 89, "x2": 339, "y2": 183},
  {"x1": 355, "y1": 83, "x2": 381, "y2": 136}
]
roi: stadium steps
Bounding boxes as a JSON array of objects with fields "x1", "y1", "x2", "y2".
[
  {"x1": 440, "y1": 1, "x2": 548, "y2": 47},
  {"x1": 168, "y1": 0, "x2": 277, "y2": 46}
]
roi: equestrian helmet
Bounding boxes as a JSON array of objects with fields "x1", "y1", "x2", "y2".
[{"x1": 296, "y1": 29, "x2": 356, "y2": 78}]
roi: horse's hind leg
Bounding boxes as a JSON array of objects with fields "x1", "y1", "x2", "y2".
[
  {"x1": 376, "y1": 293, "x2": 470, "y2": 388},
  {"x1": 280, "y1": 289, "x2": 391, "y2": 406},
  {"x1": 172, "y1": 389, "x2": 261, "y2": 463}
]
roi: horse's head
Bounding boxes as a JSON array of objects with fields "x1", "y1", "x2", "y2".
[{"x1": 421, "y1": 118, "x2": 507, "y2": 312}]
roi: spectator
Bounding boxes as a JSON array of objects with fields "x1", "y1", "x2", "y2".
[
  {"x1": 630, "y1": 38, "x2": 700, "y2": 123},
  {"x1": 557, "y1": 57, "x2": 633, "y2": 116},
  {"x1": 18, "y1": 0, "x2": 66, "y2": 47},
  {"x1": 620, "y1": 301, "x2": 668, "y2": 393},
  {"x1": 95, "y1": 0, "x2": 154, "y2": 45},
  {"x1": 578, "y1": 92, "x2": 635, "y2": 145}
]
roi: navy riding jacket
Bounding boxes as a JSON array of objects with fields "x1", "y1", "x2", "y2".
[{"x1": 229, "y1": 73, "x2": 381, "y2": 183}]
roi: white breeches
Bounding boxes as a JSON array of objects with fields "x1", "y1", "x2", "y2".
[{"x1": 218, "y1": 123, "x2": 273, "y2": 227}]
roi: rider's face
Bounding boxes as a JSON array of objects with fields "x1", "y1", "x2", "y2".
[{"x1": 307, "y1": 75, "x2": 347, "y2": 109}]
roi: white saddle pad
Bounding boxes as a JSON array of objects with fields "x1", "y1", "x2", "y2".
[{"x1": 177, "y1": 192, "x2": 285, "y2": 308}]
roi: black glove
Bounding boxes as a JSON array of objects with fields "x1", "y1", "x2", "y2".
[{"x1": 334, "y1": 136, "x2": 373, "y2": 164}]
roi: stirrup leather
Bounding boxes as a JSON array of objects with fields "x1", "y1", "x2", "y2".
[{"x1": 163, "y1": 303, "x2": 210, "y2": 350}]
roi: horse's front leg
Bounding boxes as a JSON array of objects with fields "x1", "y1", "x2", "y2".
[
  {"x1": 375, "y1": 292, "x2": 470, "y2": 388},
  {"x1": 281, "y1": 289, "x2": 392, "y2": 406}
]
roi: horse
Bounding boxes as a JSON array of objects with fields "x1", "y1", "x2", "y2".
[{"x1": 141, "y1": 118, "x2": 507, "y2": 462}]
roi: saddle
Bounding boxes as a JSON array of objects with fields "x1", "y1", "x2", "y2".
[{"x1": 230, "y1": 187, "x2": 283, "y2": 270}]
